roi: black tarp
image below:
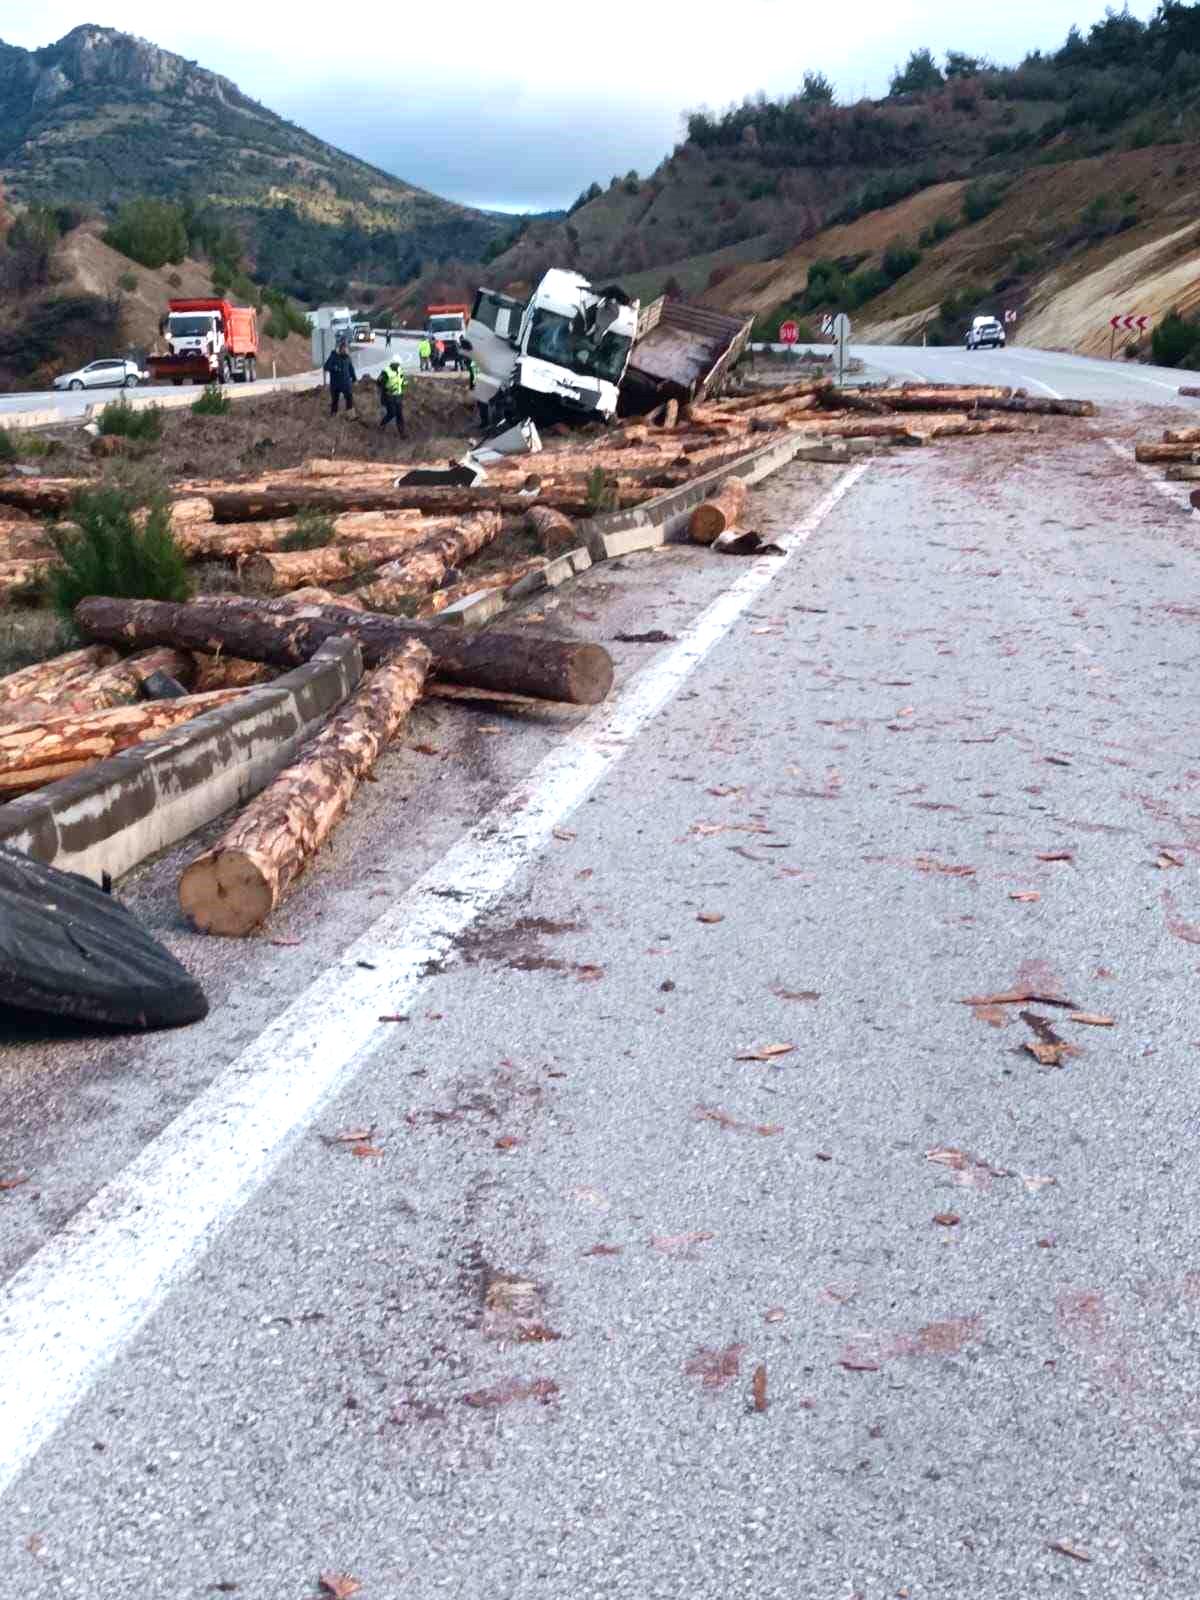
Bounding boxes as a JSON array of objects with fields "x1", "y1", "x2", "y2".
[{"x1": 0, "y1": 846, "x2": 207, "y2": 1030}]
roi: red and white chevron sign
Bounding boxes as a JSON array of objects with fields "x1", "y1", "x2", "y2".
[{"x1": 1110, "y1": 313, "x2": 1150, "y2": 332}]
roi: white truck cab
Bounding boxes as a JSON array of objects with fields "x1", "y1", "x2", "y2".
[
  {"x1": 966, "y1": 314, "x2": 1006, "y2": 350},
  {"x1": 464, "y1": 269, "x2": 639, "y2": 427}
]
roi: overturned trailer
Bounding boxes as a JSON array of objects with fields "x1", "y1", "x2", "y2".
[{"x1": 619, "y1": 298, "x2": 753, "y2": 417}]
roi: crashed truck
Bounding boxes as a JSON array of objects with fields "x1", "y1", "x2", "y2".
[{"x1": 461, "y1": 268, "x2": 751, "y2": 429}]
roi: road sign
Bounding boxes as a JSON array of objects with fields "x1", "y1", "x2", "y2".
[
  {"x1": 1110, "y1": 313, "x2": 1150, "y2": 332},
  {"x1": 1004, "y1": 309, "x2": 1018, "y2": 324},
  {"x1": 779, "y1": 320, "x2": 799, "y2": 345},
  {"x1": 820, "y1": 314, "x2": 834, "y2": 337},
  {"x1": 831, "y1": 313, "x2": 851, "y2": 383}
]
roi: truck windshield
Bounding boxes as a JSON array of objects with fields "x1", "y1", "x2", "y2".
[
  {"x1": 429, "y1": 316, "x2": 462, "y2": 335},
  {"x1": 170, "y1": 317, "x2": 217, "y2": 337},
  {"x1": 526, "y1": 309, "x2": 631, "y2": 384}
]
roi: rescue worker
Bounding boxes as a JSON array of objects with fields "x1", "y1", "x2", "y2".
[
  {"x1": 324, "y1": 338, "x2": 356, "y2": 415},
  {"x1": 380, "y1": 361, "x2": 406, "y2": 435},
  {"x1": 433, "y1": 337, "x2": 445, "y2": 370},
  {"x1": 418, "y1": 336, "x2": 432, "y2": 372},
  {"x1": 466, "y1": 355, "x2": 477, "y2": 390}
]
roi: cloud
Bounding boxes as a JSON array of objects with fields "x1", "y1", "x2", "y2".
[{"x1": 8, "y1": 0, "x2": 1163, "y2": 209}]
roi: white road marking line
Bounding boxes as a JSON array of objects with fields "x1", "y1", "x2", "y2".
[{"x1": 0, "y1": 462, "x2": 869, "y2": 1501}]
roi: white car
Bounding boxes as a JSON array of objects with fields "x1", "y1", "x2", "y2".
[
  {"x1": 54, "y1": 358, "x2": 145, "y2": 392},
  {"x1": 966, "y1": 317, "x2": 1006, "y2": 351}
]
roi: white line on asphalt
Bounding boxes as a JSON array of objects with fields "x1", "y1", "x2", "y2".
[
  {"x1": 0, "y1": 461, "x2": 869, "y2": 1500},
  {"x1": 1103, "y1": 435, "x2": 1193, "y2": 506}
]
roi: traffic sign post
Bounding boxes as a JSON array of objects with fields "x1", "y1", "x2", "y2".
[
  {"x1": 820, "y1": 314, "x2": 834, "y2": 338},
  {"x1": 1108, "y1": 312, "x2": 1150, "y2": 360},
  {"x1": 832, "y1": 312, "x2": 851, "y2": 385},
  {"x1": 779, "y1": 320, "x2": 799, "y2": 347}
]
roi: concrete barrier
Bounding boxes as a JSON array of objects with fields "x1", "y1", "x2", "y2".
[{"x1": 0, "y1": 637, "x2": 361, "y2": 885}]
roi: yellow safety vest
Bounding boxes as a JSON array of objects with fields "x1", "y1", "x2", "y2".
[
  {"x1": 419, "y1": 340, "x2": 431, "y2": 357},
  {"x1": 384, "y1": 368, "x2": 405, "y2": 396}
]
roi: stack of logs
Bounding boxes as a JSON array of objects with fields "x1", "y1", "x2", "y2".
[{"x1": 1133, "y1": 427, "x2": 1200, "y2": 509}]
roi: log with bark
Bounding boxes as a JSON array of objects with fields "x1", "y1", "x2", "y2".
[
  {"x1": 689, "y1": 477, "x2": 748, "y2": 545},
  {"x1": 0, "y1": 478, "x2": 79, "y2": 516},
  {"x1": 974, "y1": 396, "x2": 1094, "y2": 417},
  {"x1": 75, "y1": 595, "x2": 614, "y2": 705},
  {"x1": 0, "y1": 556, "x2": 55, "y2": 602},
  {"x1": 417, "y1": 559, "x2": 548, "y2": 617},
  {"x1": 925, "y1": 416, "x2": 1038, "y2": 438},
  {"x1": 205, "y1": 484, "x2": 607, "y2": 523},
  {"x1": 239, "y1": 524, "x2": 446, "y2": 594},
  {"x1": 179, "y1": 640, "x2": 431, "y2": 936},
  {"x1": 0, "y1": 648, "x2": 198, "y2": 723},
  {"x1": 526, "y1": 505, "x2": 578, "y2": 555},
  {"x1": 358, "y1": 511, "x2": 503, "y2": 609},
  {"x1": 0, "y1": 644, "x2": 119, "y2": 706},
  {"x1": 0, "y1": 522, "x2": 54, "y2": 561},
  {"x1": 191, "y1": 653, "x2": 278, "y2": 692},
  {"x1": 714, "y1": 380, "x2": 832, "y2": 414},
  {"x1": 280, "y1": 587, "x2": 367, "y2": 611},
  {"x1": 1164, "y1": 463, "x2": 1200, "y2": 481},
  {"x1": 1163, "y1": 428, "x2": 1200, "y2": 445},
  {"x1": 1135, "y1": 442, "x2": 1200, "y2": 464},
  {"x1": 178, "y1": 509, "x2": 427, "y2": 560},
  {"x1": 0, "y1": 687, "x2": 247, "y2": 796}
]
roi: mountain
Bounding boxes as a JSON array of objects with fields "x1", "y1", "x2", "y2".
[
  {"x1": 477, "y1": 2, "x2": 1200, "y2": 358},
  {"x1": 0, "y1": 24, "x2": 508, "y2": 298}
]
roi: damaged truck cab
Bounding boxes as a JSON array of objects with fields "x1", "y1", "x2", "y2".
[{"x1": 464, "y1": 269, "x2": 638, "y2": 428}]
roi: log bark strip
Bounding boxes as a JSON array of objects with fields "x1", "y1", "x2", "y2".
[
  {"x1": 74, "y1": 595, "x2": 614, "y2": 705},
  {"x1": 179, "y1": 641, "x2": 431, "y2": 936},
  {"x1": 0, "y1": 645, "x2": 119, "y2": 706},
  {"x1": 359, "y1": 512, "x2": 502, "y2": 609},
  {"x1": 0, "y1": 687, "x2": 246, "y2": 796},
  {"x1": 689, "y1": 477, "x2": 748, "y2": 545},
  {"x1": 417, "y1": 559, "x2": 547, "y2": 617}
]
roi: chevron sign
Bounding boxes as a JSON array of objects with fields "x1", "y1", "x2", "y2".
[{"x1": 1110, "y1": 314, "x2": 1150, "y2": 332}]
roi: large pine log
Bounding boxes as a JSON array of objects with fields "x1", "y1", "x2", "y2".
[
  {"x1": 975, "y1": 396, "x2": 1094, "y2": 417},
  {"x1": 240, "y1": 524, "x2": 448, "y2": 594},
  {"x1": 925, "y1": 416, "x2": 1037, "y2": 438},
  {"x1": 1164, "y1": 463, "x2": 1200, "y2": 481},
  {"x1": 1164, "y1": 428, "x2": 1200, "y2": 445},
  {"x1": 0, "y1": 648, "x2": 198, "y2": 723},
  {"x1": 713, "y1": 380, "x2": 831, "y2": 414},
  {"x1": 204, "y1": 484, "x2": 648, "y2": 523},
  {"x1": 0, "y1": 556, "x2": 54, "y2": 601},
  {"x1": 891, "y1": 384, "x2": 1012, "y2": 404},
  {"x1": 281, "y1": 586, "x2": 367, "y2": 610},
  {"x1": 359, "y1": 512, "x2": 503, "y2": 608},
  {"x1": 0, "y1": 644, "x2": 119, "y2": 706},
  {"x1": 0, "y1": 521, "x2": 53, "y2": 561},
  {"x1": 689, "y1": 478, "x2": 748, "y2": 545},
  {"x1": 417, "y1": 559, "x2": 547, "y2": 616},
  {"x1": 74, "y1": 595, "x2": 614, "y2": 705},
  {"x1": 527, "y1": 505, "x2": 578, "y2": 555},
  {"x1": 1136, "y1": 442, "x2": 1200, "y2": 463},
  {"x1": 179, "y1": 508, "x2": 427, "y2": 560},
  {"x1": 0, "y1": 478, "x2": 79, "y2": 515},
  {"x1": 179, "y1": 641, "x2": 431, "y2": 936},
  {"x1": 0, "y1": 688, "x2": 246, "y2": 796}
]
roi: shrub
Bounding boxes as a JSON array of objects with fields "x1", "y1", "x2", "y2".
[
  {"x1": 708, "y1": 172, "x2": 728, "y2": 188},
  {"x1": 48, "y1": 486, "x2": 191, "y2": 619},
  {"x1": 0, "y1": 427, "x2": 15, "y2": 464},
  {"x1": 105, "y1": 199, "x2": 188, "y2": 270},
  {"x1": 167, "y1": 271, "x2": 183, "y2": 289},
  {"x1": 280, "y1": 509, "x2": 335, "y2": 551},
  {"x1": 96, "y1": 399, "x2": 163, "y2": 442},
  {"x1": 1152, "y1": 309, "x2": 1200, "y2": 368},
  {"x1": 584, "y1": 468, "x2": 618, "y2": 515},
  {"x1": 962, "y1": 181, "x2": 1005, "y2": 223},
  {"x1": 192, "y1": 384, "x2": 231, "y2": 417},
  {"x1": 882, "y1": 239, "x2": 921, "y2": 282},
  {"x1": 117, "y1": 271, "x2": 138, "y2": 293}
]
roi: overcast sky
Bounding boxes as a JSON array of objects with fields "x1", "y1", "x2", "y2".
[{"x1": 6, "y1": 0, "x2": 1162, "y2": 211}]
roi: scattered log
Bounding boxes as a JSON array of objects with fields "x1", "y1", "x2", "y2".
[
  {"x1": 178, "y1": 509, "x2": 427, "y2": 560},
  {"x1": 893, "y1": 384, "x2": 1012, "y2": 404},
  {"x1": 281, "y1": 587, "x2": 367, "y2": 611},
  {"x1": 1163, "y1": 428, "x2": 1200, "y2": 445},
  {"x1": 0, "y1": 687, "x2": 247, "y2": 796},
  {"x1": 714, "y1": 380, "x2": 831, "y2": 414},
  {"x1": 527, "y1": 505, "x2": 578, "y2": 556},
  {"x1": 0, "y1": 645, "x2": 119, "y2": 706},
  {"x1": 926, "y1": 417, "x2": 1038, "y2": 438},
  {"x1": 179, "y1": 640, "x2": 431, "y2": 936},
  {"x1": 417, "y1": 559, "x2": 548, "y2": 617},
  {"x1": 976, "y1": 396, "x2": 1094, "y2": 417},
  {"x1": 0, "y1": 557, "x2": 55, "y2": 602},
  {"x1": 359, "y1": 512, "x2": 502, "y2": 608},
  {"x1": 1179, "y1": 385, "x2": 1200, "y2": 399},
  {"x1": 0, "y1": 478, "x2": 79, "y2": 516},
  {"x1": 1163, "y1": 464, "x2": 1200, "y2": 482},
  {"x1": 689, "y1": 477, "x2": 748, "y2": 545},
  {"x1": 191, "y1": 653, "x2": 278, "y2": 692},
  {"x1": 1135, "y1": 442, "x2": 1200, "y2": 464},
  {"x1": 239, "y1": 525, "x2": 442, "y2": 594},
  {"x1": 205, "y1": 484, "x2": 607, "y2": 524},
  {"x1": 0, "y1": 522, "x2": 53, "y2": 561},
  {"x1": 75, "y1": 595, "x2": 614, "y2": 705}
]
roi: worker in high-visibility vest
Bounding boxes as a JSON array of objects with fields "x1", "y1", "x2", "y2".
[
  {"x1": 466, "y1": 356, "x2": 477, "y2": 390},
  {"x1": 379, "y1": 361, "x2": 406, "y2": 435},
  {"x1": 418, "y1": 337, "x2": 432, "y2": 372}
]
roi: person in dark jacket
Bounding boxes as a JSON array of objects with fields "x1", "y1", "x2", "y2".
[{"x1": 324, "y1": 340, "x2": 356, "y2": 414}]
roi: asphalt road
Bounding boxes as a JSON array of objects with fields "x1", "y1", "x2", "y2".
[
  {"x1": 0, "y1": 334, "x2": 412, "y2": 422},
  {"x1": 3, "y1": 401, "x2": 1200, "y2": 1594}
]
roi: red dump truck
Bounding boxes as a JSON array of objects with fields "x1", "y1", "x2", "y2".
[{"x1": 147, "y1": 299, "x2": 259, "y2": 385}]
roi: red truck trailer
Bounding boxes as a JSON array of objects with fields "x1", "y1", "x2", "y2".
[{"x1": 147, "y1": 299, "x2": 259, "y2": 385}]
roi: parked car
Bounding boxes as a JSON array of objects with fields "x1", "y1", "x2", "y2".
[
  {"x1": 966, "y1": 315, "x2": 1006, "y2": 351},
  {"x1": 53, "y1": 358, "x2": 146, "y2": 391}
]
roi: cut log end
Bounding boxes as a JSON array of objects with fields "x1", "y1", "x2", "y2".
[
  {"x1": 688, "y1": 477, "x2": 748, "y2": 545},
  {"x1": 179, "y1": 849, "x2": 275, "y2": 938}
]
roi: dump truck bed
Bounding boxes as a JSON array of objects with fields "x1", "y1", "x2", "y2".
[{"x1": 620, "y1": 298, "x2": 753, "y2": 415}]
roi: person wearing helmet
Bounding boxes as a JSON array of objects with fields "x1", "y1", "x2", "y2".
[{"x1": 379, "y1": 360, "x2": 406, "y2": 435}]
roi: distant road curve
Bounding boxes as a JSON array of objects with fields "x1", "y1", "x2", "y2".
[{"x1": 751, "y1": 341, "x2": 1195, "y2": 408}]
